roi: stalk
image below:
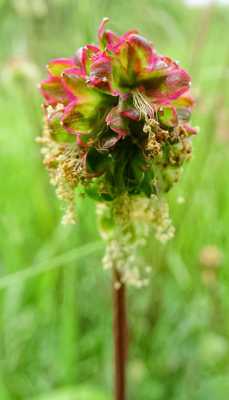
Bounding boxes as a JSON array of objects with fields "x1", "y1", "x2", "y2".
[{"x1": 113, "y1": 268, "x2": 128, "y2": 400}]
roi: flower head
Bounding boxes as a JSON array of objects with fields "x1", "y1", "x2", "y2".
[{"x1": 39, "y1": 18, "x2": 197, "y2": 225}]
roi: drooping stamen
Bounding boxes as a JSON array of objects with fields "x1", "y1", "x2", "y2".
[
  {"x1": 133, "y1": 90, "x2": 155, "y2": 119},
  {"x1": 133, "y1": 90, "x2": 163, "y2": 156},
  {"x1": 38, "y1": 116, "x2": 84, "y2": 225}
]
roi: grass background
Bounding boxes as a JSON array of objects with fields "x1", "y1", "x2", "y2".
[{"x1": 0, "y1": 0, "x2": 229, "y2": 399}]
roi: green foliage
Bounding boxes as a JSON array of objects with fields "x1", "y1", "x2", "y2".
[
  {"x1": 0, "y1": 0, "x2": 229, "y2": 399},
  {"x1": 32, "y1": 385, "x2": 109, "y2": 400}
]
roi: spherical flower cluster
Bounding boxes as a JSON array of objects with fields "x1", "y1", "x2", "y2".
[{"x1": 39, "y1": 18, "x2": 197, "y2": 206}]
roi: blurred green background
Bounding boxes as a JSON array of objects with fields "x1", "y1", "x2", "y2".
[{"x1": 0, "y1": 0, "x2": 229, "y2": 399}]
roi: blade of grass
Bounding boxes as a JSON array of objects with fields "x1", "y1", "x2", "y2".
[{"x1": 0, "y1": 241, "x2": 103, "y2": 290}]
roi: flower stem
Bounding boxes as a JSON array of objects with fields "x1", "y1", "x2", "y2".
[{"x1": 113, "y1": 267, "x2": 128, "y2": 400}]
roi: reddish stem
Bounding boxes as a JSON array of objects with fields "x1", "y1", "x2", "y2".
[{"x1": 113, "y1": 268, "x2": 128, "y2": 400}]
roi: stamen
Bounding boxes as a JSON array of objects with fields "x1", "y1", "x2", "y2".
[
  {"x1": 38, "y1": 118, "x2": 83, "y2": 224},
  {"x1": 133, "y1": 90, "x2": 155, "y2": 119}
]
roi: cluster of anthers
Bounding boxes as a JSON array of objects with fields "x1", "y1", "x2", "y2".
[
  {"x1": 38, "y1": 18, "x2": 197, "y2": 286},
  {"x1": 97, "y1": 194, "x2": 175, "y2": 287}
]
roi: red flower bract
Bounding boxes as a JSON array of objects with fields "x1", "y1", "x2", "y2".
[{"x1": 39, "y1": 18, "x2": 194, "y2": 146}]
